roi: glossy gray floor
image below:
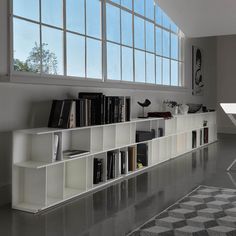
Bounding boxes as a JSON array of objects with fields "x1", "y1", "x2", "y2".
[{"x1": 1, "y1": 134, "x2": 236, "y2": 236}]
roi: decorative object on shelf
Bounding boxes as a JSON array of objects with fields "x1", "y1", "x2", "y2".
[
  {"x1": 163, "y1": 100, "x2": 179, "y2": 115},
  {"x1": 203, "y1": 120, "x2": 208, "y2": 127},
  {"x1": 147, "y1": 112, "x2": 172, "y2": 119},
  {"x1": 63, "y1": 149, "x2": 90, "y2": 159},
  {"x1": 187, "y1": 103, "x2": 202, "y2": 113},
  {"x1": 137, "y1": 99, "x2": 151, "y2": 118},
  {"x1": 178, "y1": 104, "x2": 189, "y2": 115},
  {"x1": 192, "y1": 46, "x2": 204, "y2": 96}
]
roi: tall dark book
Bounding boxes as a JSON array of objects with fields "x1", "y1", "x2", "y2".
[
  {"x1": 120, "y1": 151, "x2": 126, "y2": 175},
  {"x1": 107, "y1": 151, "x2": 114, "y2": 180},
  {"x1": 192, "y1": 130, "x2": 197, "y2": 148},
  {"x1": 137, "y1": 144, "x2": 148, "y2": 167},
  {"x1": 125, "y1": 97, "x2": 131, "y2": 122},
  {"x1": 75, "y1": 99, "x2": 85, "y2": 127},
  {"x1": 93, "y1": 158, "x2": 102, "y2": 184},
  {"x1": 48, "y1": 100, "x2": 72, "y2": 128},
  {"x1": 128, "y1": 146, "x2": 136, "y2": 172},
  {"x1": 204, "y1": 128, "x2": 209, "y2": 144},
  {"x1": 78, "y1": 93, "x2": 105, "y2": 125}
]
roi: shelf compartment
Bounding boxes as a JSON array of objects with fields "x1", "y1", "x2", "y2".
[
  {"x1": 103, "y1": 125, "x2": 116, "y2": 150},
  {"x1": 46, "y1": 164, "x2": 64, "y2": 206},
  {"x1": 116, "y1": 123, "x2": 131, "y2": 147},
  {"x1": 13, "y1": 132, "x2": 54, "y2": 165},
  {"x1": 130, "y1": 123, "x2": 136, "y2": 144},
  {"x1": 176, "y1": 133, "x2": 187, "y2": 155},
  {"x1": 90, "y1": 127, "x2": 103, "y2": 153},
  {"x1": 12, "y1": 166, "x2": 46, "y2": 213},
  {"x1": 93, "y1": 153, "x2": 107, "y2": 187},
  {"x1": 64, "y1": 158, "x2": 87, "y2": 199},
  {"x1": 165, "y1": 118, "x2": 177, "y2": 136},
  {"x1": 136, "y1": 120, "x2": 151, "y2": 132}
]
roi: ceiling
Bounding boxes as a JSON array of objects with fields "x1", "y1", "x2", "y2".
[{"x1": 157, "y1": 0, "x2": 236, "y2": 38}]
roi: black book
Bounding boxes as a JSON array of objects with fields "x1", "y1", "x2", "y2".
[
  {"x1": 48, "y1": 100, "x2": 64, "y2": 128},
  {"x1": 125, "y1": 97, "x2": 131, "y2": 122},
  {"x1": 204, "y1": 128, "x2": 209, "y2": 144},
  {"x1": 107, "y1": 151, "x2": 113, "y2": 180},
  {"x1": 105, "y1": 97, "x2": 111, "y2": 124},
  {"x1": 78, "y1": 93, "x2": 104, "y2": 125},
  {"x1": 93, "y1": 158, "x2": 102, "y2": 184},
  {"x1": 120, "y1": 151, "x2": 126, "y2": 175},
  {"x1": 137, "y1": 144, "x2": 148, "y2": 167},
  {"x1": 114, "y1": 97, "x2": 120, "y2": 123},
  {"x1": 192, "y1": 130, "x2": 197, "y2": 148},
  {"x1": 48, "y1": 100, "x2": 72, "y2": 128}
]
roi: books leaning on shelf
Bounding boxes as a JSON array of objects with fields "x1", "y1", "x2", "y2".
[
  {"x1": 63, "y1": 149, "x2": 90, "y2": 159},
  {"x1": 93, "y1": 158, "x2": 103, "y2": 184},
  {"x1": 48, "y1": 93, "x2": 131, "y2": 129}
]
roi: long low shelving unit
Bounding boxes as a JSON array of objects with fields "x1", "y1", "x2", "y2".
[{"x1": 12, "y1": 112, "x2": 217, "y2": 213}]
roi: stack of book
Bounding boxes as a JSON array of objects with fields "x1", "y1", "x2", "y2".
[{"x1": 48, "y1": 93, "x2": 131, "y2": 128}]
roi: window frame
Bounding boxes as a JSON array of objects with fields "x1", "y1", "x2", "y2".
[{"x1": 9, "y1": 0, "x2": 185, "y2": 90}]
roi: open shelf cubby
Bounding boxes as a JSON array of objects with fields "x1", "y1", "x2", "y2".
[{"x1": 12, "y1": 112, "x2": 217, "y2": 213}]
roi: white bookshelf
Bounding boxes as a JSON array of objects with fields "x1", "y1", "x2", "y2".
[{"x1": 12, "y1": 112, "x2": 217, "y2": 213}]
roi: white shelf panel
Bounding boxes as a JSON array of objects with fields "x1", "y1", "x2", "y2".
[
  {"x1": 64, "y1": 188, "x2": 85, "y2": 199},
  {"x1": 12, "y1": 202, "x2": 45, "y2": 213},
  {"x1": 47, "y1": 197, "x2": 62, "y2": 206},
  {"x1": 14, "y1": 161, "x2": 49, "y2": 169}
]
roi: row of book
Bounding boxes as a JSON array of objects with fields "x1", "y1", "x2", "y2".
[
  {"x1": 48, "y1": 93, "x2": 131, "y2": 129},
  {"x1": 93, "y1": 144, "x2": 148, "y2": 184},
  {"x1": 192, "y1": 127, "x2": 208, "y2": 148}
]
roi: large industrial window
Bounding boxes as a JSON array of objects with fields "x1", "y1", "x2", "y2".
[{"x1": 12, "y1": 0, "x2": 184, "y2": 86}]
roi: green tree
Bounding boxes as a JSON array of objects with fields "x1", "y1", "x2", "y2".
[{"x1": 14, "y1": 42, "x2": 58, "y2": 75}]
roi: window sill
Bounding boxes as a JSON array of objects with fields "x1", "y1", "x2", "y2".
[{"x1": 0, "y1": 73, "x2": 188, "y2": 92}]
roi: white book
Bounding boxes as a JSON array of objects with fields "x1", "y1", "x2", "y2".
[
  {"x1": 125, "y1": 150, "x2": 129, "y2": 174},
  {"x1": 53, "y1": 134, "x2": 59, "y2": 162}
]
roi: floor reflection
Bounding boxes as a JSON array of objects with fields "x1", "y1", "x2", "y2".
[{"x1": 2, "y1": 135, "x2": 236, "y2": 236}]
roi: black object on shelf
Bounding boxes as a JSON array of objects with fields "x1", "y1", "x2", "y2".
[
  {"x1": 136, "y1": 129, "x2": 155, "y2": 142},
  {"x1": 192, "y1": 130, "x2": 197, "y2": 148},
  {"x1": 137, "y1": 143, "x2": 148, "y2": 167},
  {"x1": 137, "y1": 99, "x2": 151, "y2": 118},
  {"x1": 187, "y1": 103, "x2": 202, "y2": 113}
]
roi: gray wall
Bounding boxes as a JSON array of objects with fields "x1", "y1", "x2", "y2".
[
  {"x1": 217, "y1": 35, "x2": 236, "y2": 133},
  {"x1": 0, "y1": 0, "x2": 217, "y2": 205}
]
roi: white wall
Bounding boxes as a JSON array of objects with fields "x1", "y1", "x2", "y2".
[
  {"x1": 217, "y1": 35, "x2": 236, "y2": 133},
  {"x1": 0, "y1": 0, "x2": 217, "y2": 205}
]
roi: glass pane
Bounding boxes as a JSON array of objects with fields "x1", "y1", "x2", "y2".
[
  {"x1": 134, "y1": 0, "x2": 144, "y2": 15},
  {"x1": 13, "y1": 18, "x2": 40, "y2": 72},
  {"x1": 13, "y1": 0, "x2": 39, "y2": 21},
  {"x1": 122, "y1": 46, "x2": 133, "y2": 82},
  {"x1": 171, "y1": 60, "x2": 178, "y2": 86},
  {"x1": 155, "y1": 4, "x2": 162, "y2": 25},
  {"x1": 134, "y1": 16, "x2": 145, "y2": 50},
  {"x1": 156, "y1": 27, "x2": 162, "y2": 55},
  {"x1": 162, "y1": 12, "x2": 171, "y2": 29},
  {"x1": 121, "y1": 10, "x2": 132, "y2": 47},
  {"x1": 156, "y1": 56, "x2": 162, "y2": 84},
  {"x1": 135, "y1": 50, "x2": 145, "y2": 83},
  {"x1": 171, "y1": 33, "x2": 178, "y2": 60},
  {"x1": 67, "y1": 33, "x2": 85, "y2": 77},
  {"x1": 146, "y1": 22, "x2": 155, "y2": 53},
  {"x1": 163, "y1": 58, "x2": 170, "y2": 85},
  {"x1": 106, "y1": 4, "x2": 120, "y2": 43},
  {"x1": 86, "y1": 0, "x2": 101, "y2": 38},
  {"x1": 66, "y1": 0, "x2": 85, "y2": 34},
  {"x1": 145, "y1": 0, "x2": 154, "y2": 20},
  {"x1": 41, "y1": 0, "x2": 63, "y2": 27},
  {"x1": 121, "y1": 0, "x2": 132, "y2": 10},
  {"x1": 42, "y1": 26, "x2": 64, "y2": 75},
  {"x1": 107, "y1": 42, "x2": 121, "y2": 81},
  {"x1": 163, "y1": 30, "x2": 170, "y2": 57},
  {"x1": 171, "y1": 21, "x2": 179, "y2": 34},
  {"x1": 86, "y1": 38, "x2": 102, "y2": 79},
  {"x1": 146, "y1": 53, "x2": 155, "y2": 84}
]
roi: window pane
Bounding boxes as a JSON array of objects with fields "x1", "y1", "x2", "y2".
[
  {"x1": 171, "y1": 33, "x2": 178, "y2": 60},
  {"x1": 42, "y1": 26, "x2": 63, "y2": 75},
  {"x1": 155, "y1": 4, "x2": 162, "y2": 25},
  {"x1": 66, "y1": 0, "x2": 85, "y2": 34},
  {"x1": 121, "y1": 0, "x2": 132, "y2": 10},
  {"x1": 122, "y1": 46, "x2": 133, "y2": 82},
  {"x1": 171, "y1": 21, "x2": 179, "y2": 34},
  {"x1": 13, "y1": 0, "x2": 39, "y2": 21},
  {"x1": 162, "y1": 12, "x2": 171, "y2": 29},
  {"x1": 86, "y1": 0, "x2": 101, "y2": 38},
  {"x1": 156, "y1": 56, "x2": 162, "y2": 84},
  {"x1": 146, "y1": 53, "x2": 155, "y2": 84},
  {"x1": 86, "y1": 38, "x2": 102, "y2": 79},
  {"x1": 146, "y1": 22, "x2": 154, "y2": 53},
  {"x1": 106, "y1": 4, "x2": 120, "y2": 43},
  {"x1": 67, "y1": 33, "x2": 85, "y2": 77},
  {"x1": 134, "y1": 0, "x2": 144, "y2": 15},
  {"x1": 163, "y1": 58, "x2": 170, "y2": 85},
  {"x1": 145, "y1": 0, "x2": 154, "y2": 20},
  {"x1": 41, "y1": 0, "x2": 63, "y2": 27},
  {"x1": 134, "y1": 16, "x2": 145, "y2": 50},
  {"x1": 163, "y1": 30, "x2": 170, "y2": 57},
  {"x1": 171, "y1": 60, "x2": 178, "y2": 86},
  {"x1": 107, "y1": 43, "x2": 121, "y2": 81},
  {"x1": 135, "y1": 50, "x2": 145, "y2": 83},
  {"x1": 156, "y1": 27, "x2": 162, "y2": 55},
  {"x1": 121, "y1": 10, "x2": 132, "y2": 47},
  {"x1": 13, "y1": 19, "x2": 40, "y2": 72}
]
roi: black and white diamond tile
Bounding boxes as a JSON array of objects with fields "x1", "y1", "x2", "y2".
[{"x1": 128, "y1": 186, "x2": 236, "y2": 236}]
